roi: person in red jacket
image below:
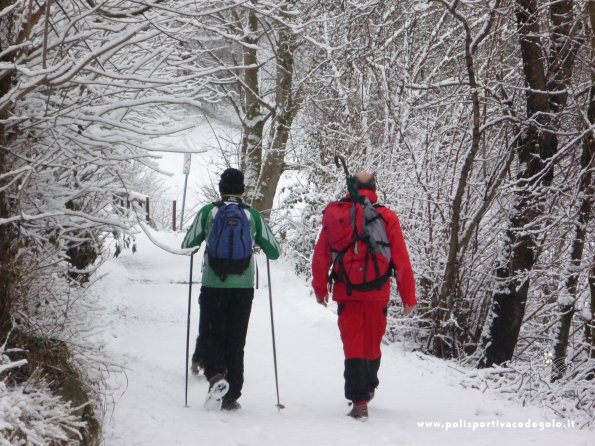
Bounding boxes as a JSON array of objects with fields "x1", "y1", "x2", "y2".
[{"x1": 311, "y1": 171, "x2": 417, "y2": 420}]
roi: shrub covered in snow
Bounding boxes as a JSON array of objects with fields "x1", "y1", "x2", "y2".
[{"x1": 1, "y1": 338, "x2": 87, "y2": 445}]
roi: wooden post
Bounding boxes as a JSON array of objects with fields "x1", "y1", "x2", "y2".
[
  {"x1": 173, "y1": 200, "x2": 177, "y2": 231},
  {"x1": 145, "y1": 197, "x2": 150, "y2": 222}
]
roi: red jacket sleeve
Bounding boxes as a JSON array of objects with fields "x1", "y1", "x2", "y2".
[
  {"x1": 381, "y1": 209, "x2": 417, "y2": 307},
  {"x1": 311, "y1": 227, "x2": 332, "y2": 300}
]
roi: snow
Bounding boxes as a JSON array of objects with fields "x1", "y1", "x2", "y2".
[{"x1": 92, "y1": 230, "x2": 593, "y2": 446}]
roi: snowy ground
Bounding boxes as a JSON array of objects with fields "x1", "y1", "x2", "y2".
[{"x1": 91, "y1": 230, "x2": 592, "y2": 446}]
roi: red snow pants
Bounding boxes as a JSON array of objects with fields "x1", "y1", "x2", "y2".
[
  {"x1": 338, "y1": 300, "x2": 387, "y2": 359},
  {"x1": 337, "y1": 300, "x2": 387, "y2": 402}
]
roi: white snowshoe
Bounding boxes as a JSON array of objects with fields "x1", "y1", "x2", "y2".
[{"x1": 204, "y1": 374, "x2": 229, "y2": 411}]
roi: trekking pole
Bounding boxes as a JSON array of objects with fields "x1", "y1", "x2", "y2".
[
  {"x1": 266, "y1": 257, "x2": 285, "y2": 410},
  {"x1": 184, "y1": 252, "x2": 194, "y2": 407}
]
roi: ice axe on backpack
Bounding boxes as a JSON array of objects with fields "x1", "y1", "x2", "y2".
[
  {"x1": 334, "y1": 154, "x2": 359, "y2": 201},
  {"x1": 334, "y1": 153, "x2": 349, "y2": 176}
]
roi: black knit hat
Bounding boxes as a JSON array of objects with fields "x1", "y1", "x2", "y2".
[{"x1": 218, "y1": 168, "x2": 245, "y2": 195}]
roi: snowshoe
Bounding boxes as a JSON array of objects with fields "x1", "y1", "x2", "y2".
[{"x1": 204, "y1": 373, "x2": 229, "y2": 411}]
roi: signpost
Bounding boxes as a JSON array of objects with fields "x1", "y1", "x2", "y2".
[{"x1": 180, "y1": 153, "x2": 191, "y2": 230}]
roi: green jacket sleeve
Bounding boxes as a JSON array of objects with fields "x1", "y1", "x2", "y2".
[
  {"x1": 248, "y1": 208, "x2": 281, "y2": 260},
  {"x1": 181, "y1": 203, "x2": 214, "y2": 249}
]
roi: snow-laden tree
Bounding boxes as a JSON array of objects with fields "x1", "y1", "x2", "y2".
[
  {"x1": 1, "y1": 0, "x2": 593, "y2": 433},
  {"x1": 0, "y1": 0, "x2": 236, "y2": 328},
  {"x1": 478, "y1": 0, "x2": 592, "y2": 370},
  {"x1": 279, "y1": 0, "x2": 594, "y2": 390},
  {"x1": 0, "y1": 0, "x2": 254, "y2": 439},
  {"x1": 167, "y1": 0, "x2": 316, "y2": 216},
  {"x1": 281, "y1": 0, "x2": 515, "y2": 356}
]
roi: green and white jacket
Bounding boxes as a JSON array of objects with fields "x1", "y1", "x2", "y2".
[{"x1": 181, "y1": 197, "x2": 280, "y2": 288}]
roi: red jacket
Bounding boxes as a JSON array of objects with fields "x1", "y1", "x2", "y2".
[{"x1": 312, "y1": 189, "x2": 417, "y2": 305}]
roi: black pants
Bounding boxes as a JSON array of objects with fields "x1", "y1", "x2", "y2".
[
  {"x1": 191, "y1": 305, "x2": 207, "y2": 365},
  {"x1": 198, "y1": 286, "x2": 254, "y2": 403},
  {"x1": 344, "y1": 357, "x2": 381, "y2": 402}
]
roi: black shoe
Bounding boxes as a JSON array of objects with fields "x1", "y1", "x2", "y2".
[
  {"x1": 347, "y1": 401, "x2": 368, "y2": 420},
  {"x1": 221, "y1": 399, "x2": 242, "y2": 411}
]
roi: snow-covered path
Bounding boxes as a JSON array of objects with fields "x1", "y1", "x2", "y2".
[{"x1": 93, "y1": 230, "x2": 591, "y2": 446}]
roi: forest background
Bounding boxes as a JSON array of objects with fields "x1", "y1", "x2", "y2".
[{"x1": 0, "y1": 0, "x2": 594, "y2": 443}]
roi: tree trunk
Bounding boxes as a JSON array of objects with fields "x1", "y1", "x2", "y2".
[
  {"x1": 588, "y1": 1, "x2": 595, "y2": 362},
  {"x1": 551, "y1": 2, "x2": 595, "y2": 379},
  {"x1": 249, "y1": 17, "x2": 298, "y2": 218},
  {"x1": 433, "y1": 3, "x2": 483, "y2": 358},
  {"x1": 241, "y1": 9, "x2": 264, "y2": 205},
  {"x1": 589, "y1": 257, "x2": 595, "y2": 359},
  {"x1": 0, "y1": 144, "x2": 18, "y2": 335},
  {"x1": 0, "y1": 3, "x2": 18, "y2": 335},
  {"x1": 547, "y1": 0, "x2": 579, "y2": 113},
  {"x1": 479, "y1": 0, "x2": 578, "y2": 367},
  {"x1": 551, "y1": 143, "x2": 594, "y2": 379}
]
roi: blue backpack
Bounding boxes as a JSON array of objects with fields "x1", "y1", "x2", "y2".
[{"x1": 207, "y1": 202, "x2": 253, "y2": 280}]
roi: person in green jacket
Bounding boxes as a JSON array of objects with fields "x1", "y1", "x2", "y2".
[{"x1": 182, "y1": 168, "x2": 280, "y2": 411}]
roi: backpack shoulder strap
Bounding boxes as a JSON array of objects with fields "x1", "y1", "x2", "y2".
[{"x1": 371, "y1": 203, "x2": 389, "y2": 225}]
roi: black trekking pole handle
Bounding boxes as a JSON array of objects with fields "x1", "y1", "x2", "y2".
[{"x1": 334, "y1": 154, "x2": 349, "y2": 176}]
